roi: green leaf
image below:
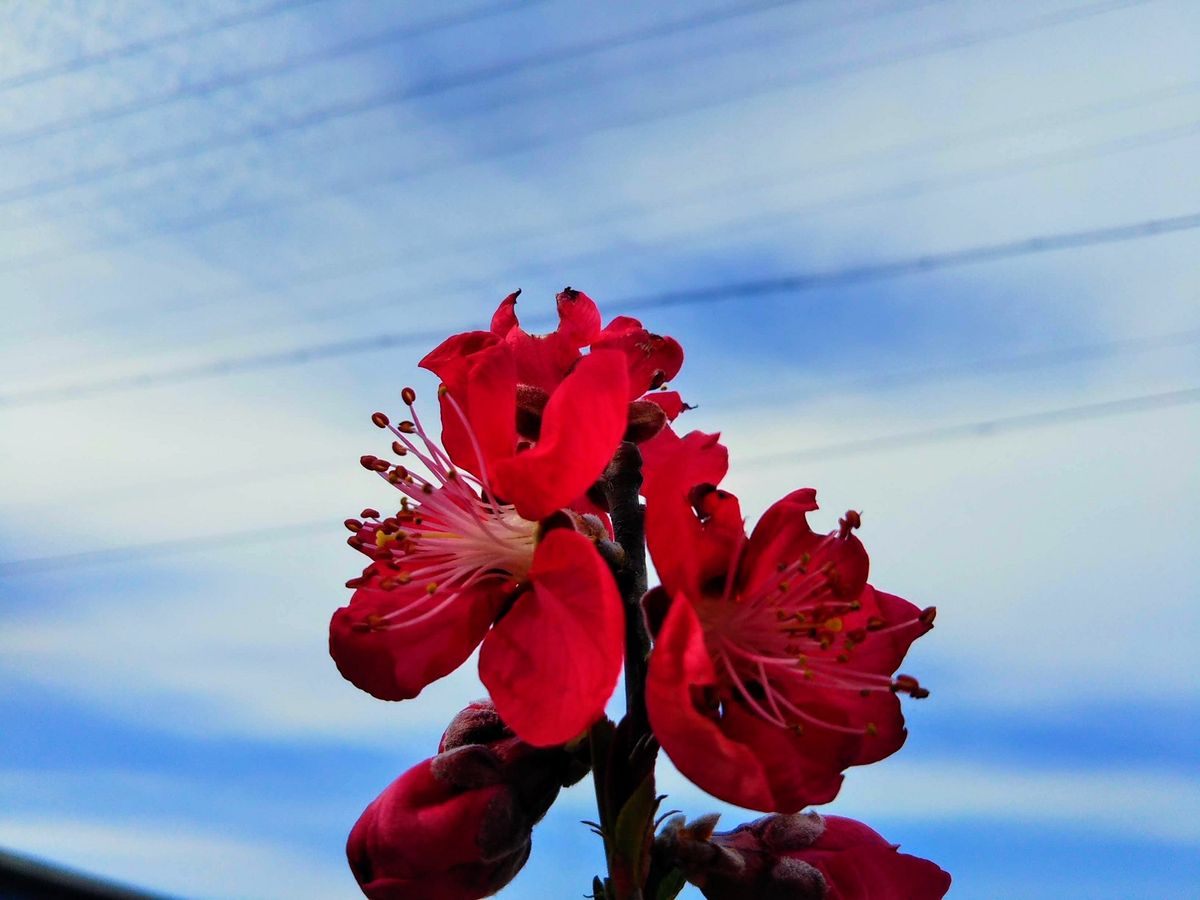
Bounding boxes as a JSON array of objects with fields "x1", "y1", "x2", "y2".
[
  {"x1": 612, "y1": 772, "x2": 660, "y2": 893},
  {"x1": 653, "y1": 868, "x2": 687, "y2": 900}
]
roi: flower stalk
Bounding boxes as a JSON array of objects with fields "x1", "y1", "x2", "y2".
[{"x1": 604, "y1": 441, "x2": 651, "y2": 739}]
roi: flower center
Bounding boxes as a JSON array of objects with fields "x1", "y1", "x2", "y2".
[
  {"x1": 346, "y1": 387, "x2": 538, "y2": 632},
  {"x1": 701, "y1": 517, "x2": 930, "y2": 737}
]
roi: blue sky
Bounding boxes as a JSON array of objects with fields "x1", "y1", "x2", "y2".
[{"x1": 0, "y1": 1, "x2": 1198, "y2": 897}]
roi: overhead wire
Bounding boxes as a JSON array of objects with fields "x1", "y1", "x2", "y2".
[
  {"x1": 8, "y1": 70, "x2": 1197, "y2": 349},
  {"x1": 5, "y1": 320, "x2": 1196, "y2": 510},
  {"x1": 743, "y1": 385, "x2": 1200, "y2": 465},
  {"x1": 1, "y1": 210, "x2": 1196, "y2": 408},
  {"x1": 0, "y1": 0, "x2": 809, "y2": 157},
  {"x1": 3, "y1": 383, "x2": 1196, "y2": 575},
  {"x1": 0, "y1": 0, "x2": 334, "y2": 93},
  {"x1": 0, "y1": 0, "x2": 550, "y2": 148},
  {"x1": 0, "y1": 0, "x2": 1154, "y2": 275},
  {"x1": 118, "y1": 110, "x2": 1200, "y2": 356}
]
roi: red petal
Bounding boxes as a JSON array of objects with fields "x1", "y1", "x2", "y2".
[
  {"x1": 492, "y1": 350, "x2": 629, "y2": 522},
  {"x1": 329, "y1": 573, "x2": 501, "y2": 701},
  {"x1": 437, "y1": 341, "x2": 517, "y2": 478},
  {"x1": 506, "y1": 330, "x2": 580, "y2": 393},
  {"x1": 800, "y1": 816, "x2": 952, "y2": 899},
  {"x1": 643, "y1": 429, "x2": 734, "y2": 599},
  {"x1": 419, "y1": 330, "x2": 501, "y2": 398},
  {"x1": 593, "y1": 316, "x2": 684, "y2": 399},
  {"x1": 844, "y1": 586, "x2": 933, "y2": 676},
  {"x1": 647, "y1": 597, "x2": 851, "y2": 811},
  {"x1": 646, "y1": 595, "x2": 778, "y2": 811},
  {"x1": 479, "y1": 529, "x2": 623, "y2": 746},
  {"x1": 741, "y1": 497, "x2": 869, "y2": 604},
  {"x1": 649, "y1": 598, "x2": 885, "y2": 812},
  {"x1": 645, "y1": 389, "x2": 686, "y2": 420},
  {"x1": 739, "y1": 488, "x2": 821, "y2": 594},
  {"x1": 555, "y1": 287, "x2": 602, "y2": 346},
  {"x1": 491, "y1": 290, "x2": 522, "y2": 336}
]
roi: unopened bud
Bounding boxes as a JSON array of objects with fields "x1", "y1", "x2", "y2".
[
  {"x1": 623, "y1": 398, "x2": 669, "y2": 443},
  {"x1": 657, "y1": 812, "x2": 950, "y2": 900},
  {"x1": 348, "y1": 700, "x2": 595, "y2": 899}
]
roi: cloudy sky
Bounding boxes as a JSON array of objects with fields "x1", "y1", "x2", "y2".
[{"x1": 0, "y1": 0, "x2": 1197, "y2": 897}]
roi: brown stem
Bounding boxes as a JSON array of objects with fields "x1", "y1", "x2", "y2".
[
  {"x1": 604, "y1": 441, "x2": 651, "y2": 738},
  {"x1": 601, "y1": 441, "x2": 653, "y2": 900}
]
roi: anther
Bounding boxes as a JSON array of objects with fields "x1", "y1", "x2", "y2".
[
  {"x1": 360, "y1": 508, "x2": 380, "y2": 520},
  {"x1": 892, "y1": 674, "x2": 930, "y2": 699},
  {"x1": 391, "y1": 441, "x2": 408, "y2": 456},
  {"x1": 401, "y1": 387, "x2": 417, "y2": 405},
  {"x1": 398, "y1": 421, "x2": 416, "y2": 434},
  {"x1": 371, "y1": 412, "x2": 389, "y2": 428},
  {"x1": 425, "y1": 582, "x2": 439, "y2": 595},
  {"x1": 359, "y1": 454, "x2": 378, "y2": 470},
  {"x1": 343, "y1": 518, "x2": 363, "y2": 533}
]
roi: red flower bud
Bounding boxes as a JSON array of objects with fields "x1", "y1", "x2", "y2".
[
  {"x1": 347, "y1": 753, "x2": 529, "y2": 900},
  {"x1": 658, "y1": 811, "x2": 950, "y2": 900},
  {"x1": 347, "y1": 701, "x2": 587, "y2": 899}
]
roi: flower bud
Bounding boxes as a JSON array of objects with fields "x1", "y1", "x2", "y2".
[
  {"x1": 623, "y1": 398, "x2": 669, "y2": 443},
  {"x1": 347, "y1": 701, "x2": 587, "y2": 899},
  {"x1": 657, "y1": 811, "x2": 950, "y2": 900}
]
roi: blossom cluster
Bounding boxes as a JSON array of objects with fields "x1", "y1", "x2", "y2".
[{"x1": 329, "y1": 289, "x2": 949, "y2": 899}]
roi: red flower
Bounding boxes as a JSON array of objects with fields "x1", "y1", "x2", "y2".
[
  {"x1": 347, "y1": 701, "x2": 582, "y2": 900},
  {"x1": 643, "y1": 431, "x2": 935, "y2": 812},
  {"x1": 330, "y1": 334, "x2": 630, "y2": 746},
  {"x1": 426, "y1": 288, "x2": 687, "y2": 463},
  {"x1": 659, "y1": 811, "x2": 951, "y2": 899}
]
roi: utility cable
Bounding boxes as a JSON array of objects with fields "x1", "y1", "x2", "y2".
[
  {"x1": 0, "y1": 0, "x2": 334, "y2": 93},
  {"x1": 0, "y1": 0, "x2": 802, "y2": 150},
  {"x1": 0, "y1": 0, "x2": 1150, "y2": 275},
  {"x1": 0, "y1": 0, "x2": 553, "y2": 148},
  {"x1": 0, "y1": 211, "x2": 1195, "y2": 408},
  {"x1": 3, "y1": 384, "x2": 1196, "y2": 575},
  {"x1": 7, "y1": 70, "x2": 1195, "y2": 348}
]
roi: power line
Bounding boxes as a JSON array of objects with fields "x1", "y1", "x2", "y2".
[
  {"x1": 0, "y1": 0, "x2": 802, "y2": 152},
  {"x1": 0, "y1": 0, "x2": 552, "y2": 150},
  {"x1": 9, "y1": 71, "x2": 1196, "y2": 349},
  {"x1": 0, "y1": 0, "x2": 861, "y2": 237},
  {"x1": 3, "y1": 383, "x2": 1195, "y2": 575},
  {"x1": 744, "y1": 385, "x2": 1200, "y2": 466},
  {"x1": 706, "y1": 325, "x2": 1200, "y2": 410},
  {"x1": 0, "y1": 0, "x2": 333, "y2": 93},
  {"x1": 0, "y1": 0, "x2": 1150, "y2": 275},
  {"x1": 5, "y1": 321, "x2": 1195, "y2": 511},
  {"x1": 1, "y1": 210, "x2": 1196, "y2": 408},
  {"x1": 141, "y1": 112, "x2": 1200, "y2": 353},
  {"x1": 619, "y1": 211, "x2": 1200, "y2": 311},
  {"x1": 0, "y1": 521, "x2": 330, "y2": 577}
]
